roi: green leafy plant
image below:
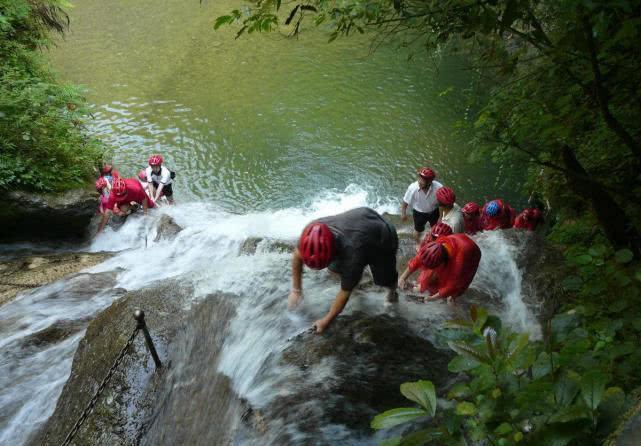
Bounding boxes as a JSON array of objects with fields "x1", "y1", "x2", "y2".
[{"x1": 372, "y1": 302, "x2": 634, "y2": 445}]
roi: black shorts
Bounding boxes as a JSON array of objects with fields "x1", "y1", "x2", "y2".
[
  {"x1": 153, "y1": 181, "x2": 173, "y2": 197},
  {"x1": 412, "y1": 208, "x2": 439, "y2": 232},
  {"x1": 369, "y1": 221, "x2": 399, "y2": 288}
]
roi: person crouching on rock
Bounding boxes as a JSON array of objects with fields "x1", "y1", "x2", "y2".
[
  {"x1": 513, "y1": 208, "x2": 543, "y2": 231},
  {"x1": 480, "y1": 199, "x2": 516, "y2": 231},
  {"x1": 397, "y1": 233, "x2": 481, "y2": 304},
  {"x1": 146, "y1": 154, "x2": 174, "y2": 205},
  {"x1": 95, "y1": 178, "x2": 155, "y2": 235},
  {"x1": 288, "y1": 207, "x2": 399, "y2": 334}
]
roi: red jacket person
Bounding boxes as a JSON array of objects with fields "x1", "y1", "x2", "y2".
[{"x1": 398, "y1": 233, "x2": 481, "y2": 304}]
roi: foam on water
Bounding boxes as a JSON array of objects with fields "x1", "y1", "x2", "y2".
[{"x1": 0, "y1": 185, "x2": 539, "y2": 445}]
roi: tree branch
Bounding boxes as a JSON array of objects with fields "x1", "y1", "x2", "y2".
[{"x1": 582, "y1": 14, "x2": 641, "y2": 162}]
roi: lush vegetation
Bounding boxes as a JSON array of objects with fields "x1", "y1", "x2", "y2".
[
  {"x1": 216, "y1": 0, "x2": 641, "y2": 443},
  {"x1": 0, "y1": 0, "x2": 103, "y2": 192}
]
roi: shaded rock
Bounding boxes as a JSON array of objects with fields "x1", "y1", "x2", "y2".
[
  {"x1": 0, "y1": 187, "x2": 98, "y2": 242},
  {"x1": 33, "y1": 280, "x2": 194, "y2": 446},
  {"x1": 246, "y1": 312, "x2": 453, "y2": 445},
  {"x1": 0, "y1": 252, "x2": 112, "y2": 307},
  {"x1": 22, "y1": 319, "x2": 88, "y2": 348},
  {"x1": 32, "y1": 283, "x2": 241, "y2": 446},
  {"x1": 154, "y1": 215, "x2": 183, "y2": 242},
  {"x1": 502, "y1": 229, "x2": 565, "y2": 322}
]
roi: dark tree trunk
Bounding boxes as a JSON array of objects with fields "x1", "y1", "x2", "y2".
[{"x1": 561, "y1": 146, "x2": 641, "y2": 258}]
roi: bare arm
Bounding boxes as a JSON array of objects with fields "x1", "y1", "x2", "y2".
[
  {"x1": 287, "y1": 248, "x2": 304, "y2": 310},
  {"x1": 397, "y1": 266, "x2": 415, "y2": 289},
  {"x1": 153, "y1": 183, "x2": 165, "y2": 203},
  {"x1": 400, "y1": 202, "x2": 409, "y2": 221},
  {"x1": 313, "y1": 288, "x2": 352, "y2": 333},
  {"x1": 95, "y1": 210, "x2": 111, "y2": 235}
]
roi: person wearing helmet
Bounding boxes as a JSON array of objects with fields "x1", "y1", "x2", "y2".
[
  {"x1": 97, "y1": 163, "x2": 119, "y2": 190},
  {"x1": 400, "y1": 222, "x2": 452, "y2": 288},
  {"x1": 146, "y1": 154, "x2": 174, "y2": 204},
  {"x1": 401, "y1": 167, "x2": 443, "y2": 246},
  {"x1": 480, "y1": 199, "x2": 516, "y2": 230},
  {"x1": 461, "y1": 202, "x2": 482, "y2": 235},
  {"x1": 436, "y1": 186, "x2": 464, "y2": 234},
  {"x1": 513, "y1": 208, "x2": 543, "y2": 231},
  {"x1": 288, "y1": 207, "x2": 399, "y2": 334},
  {"x1": 95, "y1": 177, "x2": 110, "y2": 214},
  {"x1": 415, "y1": 222, "x2": 452, "y2": 252},
  {"x1": 95, "y1": 178, "x2": 155, "y2": 235},
  {"x1": 137, "y1": 169, "x2": 153, "y2": 199},
  {"x1": 397, "y1": 234, "x2": 481, "y2": 304}
]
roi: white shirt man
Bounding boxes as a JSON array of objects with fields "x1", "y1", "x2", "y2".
[
  {"x1": 145, "y1": 165, "x2": 174, "y2": 204},
  {"x1": 401, "y1": 167, "x2": 443, "y2": 244}
]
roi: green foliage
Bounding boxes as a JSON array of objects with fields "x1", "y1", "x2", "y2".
[
  {"x1": 372, "y1": 301, "x2": 638, "y2": 445},
  {"x1": 0, "y1": 0, "x2": 104, "y2": 191}
]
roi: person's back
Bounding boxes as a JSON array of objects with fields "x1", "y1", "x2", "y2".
[
  {"x1": 406, "y1": 233, "x2": 481, "y2": 300},
  {"x1": 315, "y1": 207, "x2": 397, "y2": 291}
]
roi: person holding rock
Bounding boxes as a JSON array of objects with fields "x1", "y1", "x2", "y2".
[
  {"x1": 95, "y1": 178, "x2": 155, "y2": 235},
  {"x1": 288, "y1": 207, "x2": 399, "y2": 334},
  {"x1": 400, "y1": 167, "x2": 443, "y2": 247},
  {"x1": 397, "y1": 233, "x2": 481, "y2": 304}
]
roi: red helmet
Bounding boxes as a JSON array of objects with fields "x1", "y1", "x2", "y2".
[
  {"x1": 419, "y1": 241, "x2": 446, "y2": 269},
  {"x1": 436, "y1": 187, "x2": 456, "y2": 207},
  {"x1": 461, "y1": 202, "x2": 480, "y2": 216},
  {"x1": 298, "y1": 223, "x2": 335, "y2": 270},
  {"x1": 95, "y1": 177, "x2": 108, "y2": 192},
  {"x1": 431, "y1": 222, "x2": 453, "y2": 239},
  {"x1": 148, "y1": 154, "x2": 164, "y2": 166},
  {"x1": 418, "y1": 167, "x2": 435, "y2": 181},
  {"x1": 138, "y1": 169, "x2": 148, "y2": 181},
  {"x1": 112, "y1": 178, "x2": 127, "y2": 197},
  {"x1": 100, "y1": 164, "x2": 112, "y2": 175}
]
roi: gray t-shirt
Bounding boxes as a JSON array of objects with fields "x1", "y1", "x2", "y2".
[{"x1": 315, "y1": 207, "x2": 397, "y2": 291}]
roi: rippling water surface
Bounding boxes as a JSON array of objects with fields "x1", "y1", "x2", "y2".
[{"x1": 50, "y1": 0, "x2": 522, "y2": 209}]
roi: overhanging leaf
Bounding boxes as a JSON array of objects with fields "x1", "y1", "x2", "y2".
[
  {"x1": 448, "y1": 341, "x2": 490, "y2": 364},
  {"x1": 400, "y1": 380, "x2": 437, "y2": 416},
  {"x1": 371, "y1": 407, "x2": 428, "y2": 430},
  {"x1": 580, "y1": 371, "x2": 609, "y2": 411}
]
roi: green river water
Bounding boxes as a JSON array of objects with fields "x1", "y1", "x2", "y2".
[{"x1": 50, "y1": 0, "x2": 521, "y2": 211}]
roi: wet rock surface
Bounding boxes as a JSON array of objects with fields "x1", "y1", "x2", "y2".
[
  {"x1": 242, "y1": 312, "x2": 454, "y2": 445},
  {"x1": 153, "y1": 214, "x2": 183, "y2": 242},
  {"x1": 0, "y1": 252, "x2": 112, "y2": 307},
  {"x1": 0, "y1": 187, "x2": 98, "y2": 242},
  {"x1": 32, "y1": 281, "x2": 195, "y2": 446}
]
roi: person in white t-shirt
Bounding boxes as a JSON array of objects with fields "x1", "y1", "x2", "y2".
[
  {"x1": 401, "y1": 167, "x2": 443, "y2": 245},
  {"x1": 435, "y1": 187, "x2": 464, "y2": 234},
  {"x1": 146, "y1": 154, "x2": 174, "y2": 204}
]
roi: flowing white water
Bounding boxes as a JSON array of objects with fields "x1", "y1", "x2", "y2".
[{"x1": 0, "y1": 186, "x2": 540, "y2": 445}]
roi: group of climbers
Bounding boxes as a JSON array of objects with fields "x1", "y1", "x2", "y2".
[
  {"x1": 289, "y1": 166, "x2": 544, "y2": 333},
  {"x1": 93, "y1": 154, "x2": 175, "y2": 235}
]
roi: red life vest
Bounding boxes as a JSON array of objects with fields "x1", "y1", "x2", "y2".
[
  {"x1": 463, "y1": 215, "x2": 482, "y2": 235},
  {"x1": 408, "y1": 233, "x2": 482, "y2": 298}
]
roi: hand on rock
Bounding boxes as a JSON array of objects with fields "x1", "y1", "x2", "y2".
[{"x1": 313, "y1": 318, "x2": 329, "y2": 334}]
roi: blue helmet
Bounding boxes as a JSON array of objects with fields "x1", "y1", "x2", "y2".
[{"x1": 486, "y1": 201, "x2": 500, "y2": 217}]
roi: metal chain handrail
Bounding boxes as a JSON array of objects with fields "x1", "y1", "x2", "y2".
[
  {"x1": 59, "y1": 309, "x2": 162, "y2": 446},
  {"x1": 59, "y1": 326, "x2": 139, "y2": 446}
]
